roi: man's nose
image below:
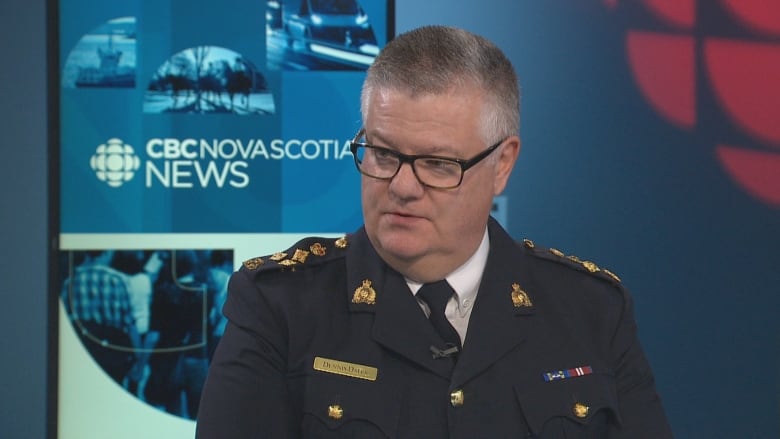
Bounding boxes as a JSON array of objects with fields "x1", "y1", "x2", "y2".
[{"x1": 388, "y1": 162, "x2": 425, "y2": 196}]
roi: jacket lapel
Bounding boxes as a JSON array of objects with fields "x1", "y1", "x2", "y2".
[
  {"x1": 452, "y1": 219, "x2": 537, "y2": 387},
  {"x1": 372, "y1": 268, "x2": 456, "y2": 379},
  {"x1": 345, "y1": 228, "x2": 454, "y2": 380}
]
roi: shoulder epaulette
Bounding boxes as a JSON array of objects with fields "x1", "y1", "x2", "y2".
[
  {"x1": 520, "y1": 238, "x2": 622, "y2": 285},
  {"x1": 241, "y1": 234, "x2": 351, "y2": 273}
]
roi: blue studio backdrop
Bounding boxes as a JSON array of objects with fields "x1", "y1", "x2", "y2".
[{"x1": 50, "y1": 0, "x2": 779, "y2": 438}]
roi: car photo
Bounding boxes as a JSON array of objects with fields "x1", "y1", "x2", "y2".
[{"x1": 267, "y1": 0, "x2": 380, "y2": 70}]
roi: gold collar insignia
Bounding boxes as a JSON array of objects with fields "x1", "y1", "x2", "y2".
[{"x1": 352, "y1": 279, "x2": 377, "y2": 305}]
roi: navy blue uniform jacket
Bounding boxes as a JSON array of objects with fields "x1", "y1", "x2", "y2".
[{"x1": 196, "y1": 218, "x2": 672, "y2": 438}]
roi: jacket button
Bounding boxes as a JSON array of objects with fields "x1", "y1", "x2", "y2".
[
  {"x1": 573, "y1": 403, "x2": 589, "y2": 418},
  {"x1": 450, "y1": 389, "x2": 465, "y2": 407},
  {"x1": 328, "y1": 404, "x2": 343, "y2": 420}
]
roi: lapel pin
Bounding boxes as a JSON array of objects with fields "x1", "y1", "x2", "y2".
[
  {"x1": 511, "y1": 283, "x2": 533, "y2": 308},
  {"x1": 352, "y1": 279, "x2": 377, "y2": 305}
]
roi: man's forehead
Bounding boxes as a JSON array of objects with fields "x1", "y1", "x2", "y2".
[
  {"x1": 370, "y1": 82, "x2": 484, "y2": 101},
  {"x1": 365, "y1": 87, "x2": 487, "y2": 138}
]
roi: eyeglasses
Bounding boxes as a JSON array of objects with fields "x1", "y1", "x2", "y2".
[{"x1": 349, "y1": 128, "x2": 505, "y2": 189}]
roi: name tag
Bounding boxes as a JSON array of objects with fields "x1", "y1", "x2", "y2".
[{"x1": 313, "y1": 356, "x2": 378, "y2": 381}]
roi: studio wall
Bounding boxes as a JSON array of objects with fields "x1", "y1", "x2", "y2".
[{"x1": 0, "y1": 1, "x2": 777, "y2": 438}]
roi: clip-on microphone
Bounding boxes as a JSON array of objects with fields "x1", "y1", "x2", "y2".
[{"x1": 430, "y1": 344, "x2": 459, "y2": 359}]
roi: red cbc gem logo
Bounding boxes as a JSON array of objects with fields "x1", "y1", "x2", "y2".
[{"x1": 604, "y1": 0, "x2": 780, "y2": 207}]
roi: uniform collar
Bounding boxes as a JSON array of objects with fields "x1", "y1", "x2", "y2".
[{"x1": 407, "y1": 227, "x2": 489, "y2": 315}]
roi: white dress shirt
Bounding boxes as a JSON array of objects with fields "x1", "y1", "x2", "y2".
[{"x1": 407, "y1": 228, "x2": 490, "y2": 345}]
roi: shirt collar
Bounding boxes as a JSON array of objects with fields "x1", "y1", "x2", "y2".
[{"x1": 408, "y1": 227, "x2": 490, "y2": 312}]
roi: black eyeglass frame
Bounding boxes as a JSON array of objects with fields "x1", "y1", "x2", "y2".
[{"x1": 349, "y1": 128, "x2": 506, "y2": 189}]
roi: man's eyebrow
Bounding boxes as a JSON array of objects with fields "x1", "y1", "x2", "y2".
[
  {"x1": 364, "y1": 130, "x2": 391, "y2": 147},
  {"x1": 367, "y1": 132, "x2": 454, "y2": 155}
]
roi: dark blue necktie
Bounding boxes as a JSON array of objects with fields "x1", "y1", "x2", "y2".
[{"x1": 417, "y1": 280, "x2": 462, "y2": 351}]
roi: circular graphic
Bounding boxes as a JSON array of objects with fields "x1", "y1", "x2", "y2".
[
  {"x1": 62, "y1": 17, "x2": 136, "y2": 89},
  {"x1": 144, "y1": 46, "x2": 275, "y2": 115},
  {"x1": 90, "y1": 138, "x2": 141, "y2": 187},
  {"x1": 607, "y1": 0, "x2": 780, "y2": 206}
]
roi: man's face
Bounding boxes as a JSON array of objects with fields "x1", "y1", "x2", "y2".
[{"x1": 361, "y1": 86, "x2": 519, "y2": 282}]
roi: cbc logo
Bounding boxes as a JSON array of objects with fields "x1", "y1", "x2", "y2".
[
  {"x1": 90, "y1": 138, "x2": 141, "y2": 187},
  {"x1": 605, "y1": 0, "x2": 780, "y2": 207}
]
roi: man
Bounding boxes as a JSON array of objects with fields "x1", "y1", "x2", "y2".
[
  {"x1": 197, "y1": 26, "x2": 673, "y2": 438},
  {"x1": 121, "y1": 250, "x2": 164, "y2": 395},
  {"x1": 62, "y1": 250, "x2": 142, "y2": 383}
]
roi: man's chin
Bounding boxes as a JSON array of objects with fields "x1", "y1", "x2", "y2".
[{"x1": 374, "y1": 232, "x2": 427, "y2": 261}]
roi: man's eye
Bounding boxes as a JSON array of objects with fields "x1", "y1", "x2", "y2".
[
  {"x1": 419, "y1": 159, "x2": 459, "y2": 174},
  {"x1": 374, "y1": 149, "x2": 394, "y2": 159}
]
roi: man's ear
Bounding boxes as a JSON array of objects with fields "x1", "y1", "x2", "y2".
[{"x1": 493, "y1": 135, "x2": 520, "y2": 195}]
